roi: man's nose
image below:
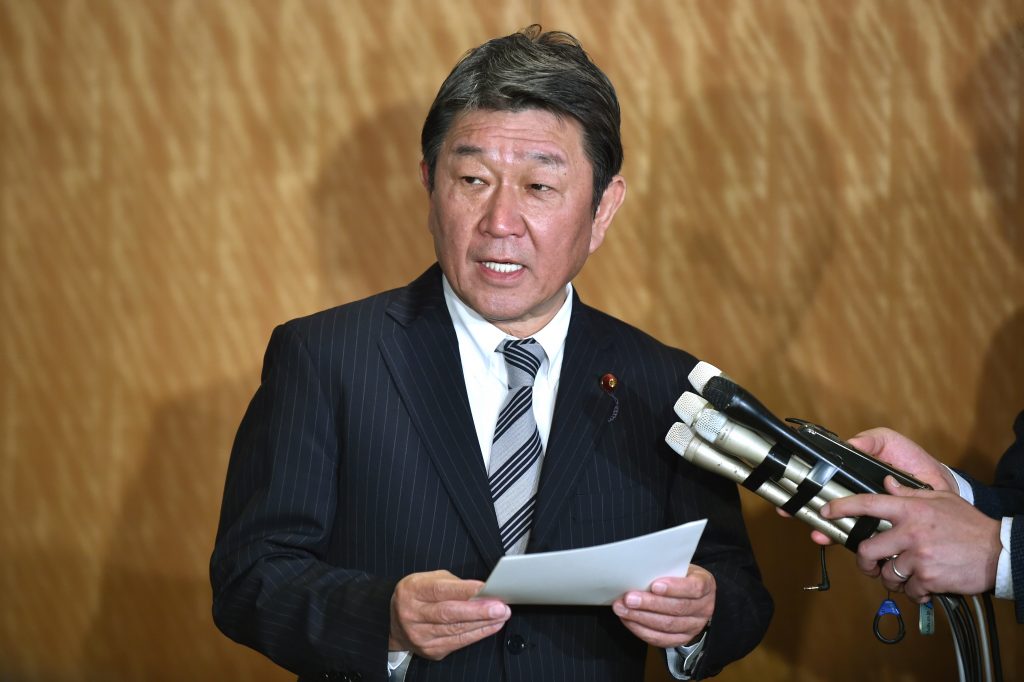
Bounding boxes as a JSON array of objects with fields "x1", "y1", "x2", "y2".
[{"x1": 480, "y1": 184, "x2": 525, "y2": 236}]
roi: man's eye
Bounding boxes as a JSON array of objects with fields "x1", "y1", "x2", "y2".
[
  {"x1": 462, "y1": 176, "x2": 485, "y2": 185},
  {"x1": 529, "y1": 183, "x2": 552, "y2": 192}
]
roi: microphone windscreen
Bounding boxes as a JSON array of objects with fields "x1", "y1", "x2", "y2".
[
  {"x1": 665, "y1": 422, "x2": 695, "y2": 455},
  {"x1": 702, "y1": 375, "x2": 739, "y2": 410},
  {"x1": 693, "y1": 409, "x2": 730, "y2": 442},
  {"x1": 673, "y1": 392, "x2": 708, "y2": 426},
  {"x1": 687, "y1": 361, "x2": 723, "y2": 394}
]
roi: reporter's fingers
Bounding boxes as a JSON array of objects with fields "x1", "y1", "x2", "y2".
[
  {"x1": 821, "y1": 492, "x2": 905, "y2": 522},
  {"x1": 810, "y1": 529, "x2": 835, "y2": 546},
  {"x1": 846, "y1": 429, "x2": 891, "y2": 457}
]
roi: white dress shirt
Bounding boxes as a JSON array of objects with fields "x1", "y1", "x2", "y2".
[{"x1": 442, "y1": 275, "x2": 571, "y2": 466}]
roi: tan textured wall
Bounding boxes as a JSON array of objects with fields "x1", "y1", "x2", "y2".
[{"x1": 1, "y1": 1, "x2": 1021, "y2": 680}]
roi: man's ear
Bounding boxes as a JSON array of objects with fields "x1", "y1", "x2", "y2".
[
  {"x1": 589, "y1": 175, "x2": 626, "y2": 253},
  {"x1": 419, "y1": 160, "x2": 431, "y2": 192}
]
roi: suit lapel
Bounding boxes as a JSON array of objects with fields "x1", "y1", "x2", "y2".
[
  {"x1": 377, "y1": 265, "x2": 506, "y2": 567},
  {"x1": 529, "y1": 298, "x2": 618, "y2": 552}
]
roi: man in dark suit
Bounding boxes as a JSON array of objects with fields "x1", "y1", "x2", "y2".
[
  {"x1": 816, "y1": 412, "x2": 1023, "y2": 622},
  {"x1": 211, "y1": 26, "x2": 773, "y2": 681}
]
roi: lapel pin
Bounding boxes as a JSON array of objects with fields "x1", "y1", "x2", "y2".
[{"x1": 600, "y1": 373, "x2": 619, "y2": 422}]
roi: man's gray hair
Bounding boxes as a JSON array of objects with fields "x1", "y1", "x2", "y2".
[{"x1": 420, "y1": 25, "x2": 623, "y2": 214}]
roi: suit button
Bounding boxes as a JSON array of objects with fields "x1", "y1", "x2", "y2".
[{"x1": 506, "y1": 634, "x2": 527, "y2": 654}]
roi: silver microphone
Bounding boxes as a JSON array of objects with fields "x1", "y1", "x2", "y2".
[
  {"x1": 674, "y1": 392, "x2": 854, "y2": 504},
  {"x1": 666, "y1": 423, "x2": 850, "y2": 545},
  {"x1": 673, "y1": 393, "x2": 892, "y2": 532}
]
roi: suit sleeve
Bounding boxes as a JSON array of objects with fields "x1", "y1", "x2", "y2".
[
  {"x1": 989, "y1": 410, "x2": 1024, "y2": 623},
  {"x1": 960, "y1": 410, "x2": 1024, "y2": 623},
  {"x1": 210, "y1": 323, "x2": 396, "y2": 680}
]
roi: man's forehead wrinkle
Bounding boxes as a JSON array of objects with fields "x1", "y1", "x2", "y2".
[{"x1": 448, "y1": 142, "x2": 568, "y2": 168}]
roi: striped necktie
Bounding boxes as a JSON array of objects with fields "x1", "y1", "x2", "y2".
[{"x1": 489, "y1": 338, "x2": 546, "y2": 555}]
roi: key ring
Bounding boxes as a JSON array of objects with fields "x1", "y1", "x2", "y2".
[{"x1": 873, "y1": 594, "x2": 906, "y2": 644}]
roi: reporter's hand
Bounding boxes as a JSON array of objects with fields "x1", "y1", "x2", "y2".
[
  {"x1": 820, "y1": 476, "x2": 1002, "y2": 601},
  {"x1": 612, "y1": 566, "x2": 715, "y2": 648},
  {"x1": 389, "y1": 570, "x2": 510, "y2": 660},
  {"x1": 846, "y1": 428, "x2": 958, "y2": 493},
  {"x1": 784, "y1": 426, "x2": 959, "y2": 546}
]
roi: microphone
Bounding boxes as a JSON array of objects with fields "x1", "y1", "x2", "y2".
[
  {"x1": 687, "y1": 360, "x2": 726, "y2": 394},
  {"x1": 674, "y1": 392, "x2": 862, "y2": 506},
  {"x1": 692, "y1": 368, "x2": 883, "y2": 495},
  {"x1": 666, "y1": 423, "x2": 850, "y2": 545}
]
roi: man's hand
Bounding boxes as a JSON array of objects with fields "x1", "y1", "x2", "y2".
[
  {"x1": 612, "y1": 565, "x2": 715, "y2": 648},
  {"x1": 820, "y1": 476, "x2": 1002, "y2": 601},
  {"x1": 389, "y1": 570, "x2": 510, "y2": 660}
]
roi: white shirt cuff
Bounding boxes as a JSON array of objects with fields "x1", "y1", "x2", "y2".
[
  {"x1": 946, "y1": 466, "x2": 973, "y2": 504},
  {"x1": 665, "y1": 628, "x2": 708, "y2": 680},
  {"x1": 995, "y1": 517, "x2": 1014, "y2": 600},
  {"x1": 388, "y1": 651, "x2": 410, "y2": 680}
]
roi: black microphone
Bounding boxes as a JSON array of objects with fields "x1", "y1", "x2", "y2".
[{"x1": 700, "y1": 374, "x2": 883, "y2": 495}]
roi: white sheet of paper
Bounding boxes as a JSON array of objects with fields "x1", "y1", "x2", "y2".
[{"x1": 475, "y1": 518, "x2": 707, "y2": 605}]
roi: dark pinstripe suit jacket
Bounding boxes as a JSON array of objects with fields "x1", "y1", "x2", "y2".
[
  {"x1": 963, "y1": 410, "x2": 1024, "y2": 623},
  {"x1": 211, "y1": 264, "x2": 773, "y2": 682}
]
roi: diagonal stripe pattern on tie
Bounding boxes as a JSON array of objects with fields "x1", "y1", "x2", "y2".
[{"x1": 489, "y1": 338, "x2": 546, "y2": 555}]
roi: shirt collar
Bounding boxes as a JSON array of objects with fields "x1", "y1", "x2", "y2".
[{"x1": 441, "y1": 275, "x2": 573, "y2": 370}]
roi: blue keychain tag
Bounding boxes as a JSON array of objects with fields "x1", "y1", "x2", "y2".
[{"x1": 873, "y1": 597, "x2": 906, "y2": 644}]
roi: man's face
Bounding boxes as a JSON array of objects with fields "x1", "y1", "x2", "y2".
[{"x1": 422, "y1": 108, "x2": 625, "y2": 338}]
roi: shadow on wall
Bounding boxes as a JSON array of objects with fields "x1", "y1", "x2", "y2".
[
  {"x1": 79, "y1": 105, "x2": 431, "y2": 681},
  {"x1": 956, "y1": 26, "x2": 1024, "y2": 681},
  {"x1": 961, "y1": 23, "x2": 1024, "y2": 476},
  {"x1": 313, "y1": 103, "x2": 436, "y2": 302},
  {"x1": 79, "y1": 381, "x2": 288, "y2": 682}
]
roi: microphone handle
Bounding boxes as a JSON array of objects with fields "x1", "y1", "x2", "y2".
[
  {"x1": 722, "y1": 389, "x2": 883, "y2": 495},
  {"x1": 773, "y1": 475, "x2": 892, "y2": 533},
  {"x1": 682, "y1": 435, "x2": 851, "y2": 545},
  {"x1": 708, "y1": 417, "x2": 857, "y2": 503}
]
